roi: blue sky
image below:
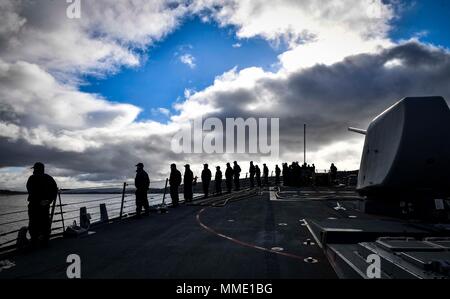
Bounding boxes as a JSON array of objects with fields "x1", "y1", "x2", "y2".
[
  {"x1": 390, "y1": 0, "x2": 450, "y2": 47},
  {"x1": 80, "y1": 17, "x2": 285, "y2": 122},
  {"x1": 79, "y1": 2, "x2": 450, "y2": 123},
  {"x1": 2, "y1": 0, "x2": 450, "y2": 189}
]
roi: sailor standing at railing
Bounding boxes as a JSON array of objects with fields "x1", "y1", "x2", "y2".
[
  {"x1": 183, "y1": 164, "x2": 194, "y2": 203},
  {"x1": 249, "y1": 162, "x2": 256, "y2": 189},
  {"x1": 255, "y1": 165, "x2": 262, "y2": 188},
  {"x1": 225, "y1": 163, "x2": 233, "y2": 193},
  {"x1": 263, "y1": 164, "x2": 269, "y2": 186},
  {"x1": 275, "y1": 165, "x2": 281, "y2": 186},
  {"x1": 330, "y1": 163, "x2": 338, "y2": 185},
  {"x1": 233, "y1": 161, "x2": 241, "y2": 191},
  {"x1": 201, "y1": 164, "x2": 212, "y2": 199},
  {"x1": 169, "y1": 164, "x2": 182, "y2": 208},
  {"x1": 215, "y1": 166, "x2": 223, "y2": 195},
  {"x1": 26, "y1": 162, "x2": 58, "y2": 248},
  {"x1": 135, "y1": 163, "x2": 150, "y2": 218}
]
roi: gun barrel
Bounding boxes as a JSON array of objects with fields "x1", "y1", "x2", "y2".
[{"x1": 348, "y1": 127, "x2": 367, "y2": 135}]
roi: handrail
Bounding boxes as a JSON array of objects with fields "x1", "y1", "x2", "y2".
[
  {"x1": 0, "y1": 229, "x2": 21, "y2": 237},
  {"x1": 119, "y1": 182, "x2": 127, "y2": 219},
  {"x1": 49, "y1": 199, "x2": 128, "y2": 215},
  {"x1": 0, "y1": 182, "x2": 135, "y2": 250},
  {"x1": 0, "y1": 210, "x2": 28, "y2": 217},
  {"x1": 61, "y1": 194, "x2": 127, "y2": 205},
  {"x1": 59, "y1": 184, "x2": 129, "y2": 191},
  {"x1": 0, "y1": 217, "x2": 29, "y2": 226},
  {"x1": 0, "y1": 177, "x2": 266, "y2": 250},
  {"x1": 0, "y1": 238, "x2": 18, "y2": 247}
]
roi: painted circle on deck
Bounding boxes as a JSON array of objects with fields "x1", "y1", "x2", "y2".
[
  {"x1": 197, "y1": 208, "x2": 308, "y2": 261},
  {"x1": 271, "y1": 247, "x2": 284, "y2": 252},
  {"x1": 303, "y1": 239, "x2": 316, "y2": 246},
  {"x1": 304, "y1": 257, "x2": 318, "y2": 264},
  {"x1": 299, "y1": 219, "x2": 307, "y2": 226}
]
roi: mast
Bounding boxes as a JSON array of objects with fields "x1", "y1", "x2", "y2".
[{"x1": 304, "y1": 124, "x2": 306, "y2": 165}]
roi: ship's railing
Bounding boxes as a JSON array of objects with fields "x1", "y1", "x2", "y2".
[
  {"x1": 0, "y1": 179, "x2": 175, "y2": 251},
  {"x1": 0, "y1": 169, "x2": 358, "y2": 251},
  {"x1": 0, "y1": 175, "x2": 277, "y2": 252}
]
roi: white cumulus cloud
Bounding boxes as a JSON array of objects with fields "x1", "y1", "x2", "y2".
[
  {"x1": 1, "y1": 0, "x2": 450, "y2": 190},
  {"x1": 180, "y1": 54, "x2": 196, "y2": 69}
]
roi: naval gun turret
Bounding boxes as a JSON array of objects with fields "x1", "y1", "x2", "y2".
[{"x1": 349, "y1": 97, "x2": 450, "y2": 218}]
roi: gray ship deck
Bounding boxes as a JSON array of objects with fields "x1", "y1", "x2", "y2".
[
  {"x1": 0, "y1": 190, "x2": 338, "y2": 279},
  {"x1": 1, "y1": 187, "x2": 448, "y2": 279}
]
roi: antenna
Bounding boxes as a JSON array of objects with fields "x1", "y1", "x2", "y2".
[
  {"x1": 304, "y1": 124, "x2": 306, "y2": 165},
  {"x1": 348, "y1": 127, "x2": 367, "y2": 135}
]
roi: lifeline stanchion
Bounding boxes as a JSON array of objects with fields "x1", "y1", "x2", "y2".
[
  {"x1": 58, "y1": 190, "x2": 65, "y2": 232},
  {"x1": 119, "y1": 182, "x2": 127, "y2": 219},
  {"x1": 158, "y1": 178, "x2": 169, "y2": 214},
  {"x1": 49, "y1": 192, "x2": 58, "y2": 231}
]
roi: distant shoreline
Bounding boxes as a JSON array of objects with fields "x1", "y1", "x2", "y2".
[
  {"x1": 1, "y1": 171, "x2": 358, "y2": 196},
  {"x1": 0, "y1": 188, "x2": 167, "y2": 195},
  {"x1": 0, "y1": 190, "x2": 27, "y2": 196}
]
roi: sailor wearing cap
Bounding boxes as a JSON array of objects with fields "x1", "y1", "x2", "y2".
[
  {"x1": 26, "y1": 162, "x2": 58, "y2": 247},
  {"x1": 183, "y1": 164, "x2": 194, "y2": 203},
  {"x1": 169, "y1": 164, "x2": 182, "y2": 207},
  {"x1": 201, "y1": 164, "x2": 212, "y2": 198},
  {"x1": 135, "y1": 163, "x2": 150, "y2": 217}
]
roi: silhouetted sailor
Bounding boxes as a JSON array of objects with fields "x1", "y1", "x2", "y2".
[
  {"x1": 183, "y1": 164, "x2": 194, "y2": 203},
  {"x1": 282, "y1": 163, "x2": 289, "y2": 186},
  {"x1": 215, "y1": 166, "x2": 223, "y2": 195},
  {"x1": 26, "y1": 162, "x2": 58, "y2": 247},
  {"x1": 233, "y1": 161, "x2": 241, "y2": 191},
  {"x1": 169, "y1": 164, "x2": 182, "y2": 207},
  {"x1": 135, "y1": 163, "x2": 150, "y2": 217},
  {"x1": 263, "y1": 164, "x2": 269, "y2": 186},
  {"x1": 275, "y1": 165, "x2": 281, "y2": 185},
  {"x1": 255, "y1": 165, "x2": 262, "y2": 187},
  {"x1": 293, "y1": 162, "x2": 301, "y2": 186},
  {"x1": 311, "y1": 164, "x2": 316, "y2": 186},
  {"x1": 225, "y1": 163, "x2": 233, "y2": 193},
  {"x1": 330, "y1": 163, "x2": 338, "y2": 184},
  {"x1": 249, "y1": 162, "x2": 256, "y2": 188},
  {"x1": 201, "y1": 164, "x2": 212, "y2": 198}
]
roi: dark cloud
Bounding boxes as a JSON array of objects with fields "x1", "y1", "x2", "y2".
[
  {"x1": 1, "y1": 31, "x2": 450, "y2": 190},
  {"x1": 195, "y1": 42, "x2": 450, "y2": 154},
  {"x1": 1, "y1": 0, "x2": 414, "y2": 189}
]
